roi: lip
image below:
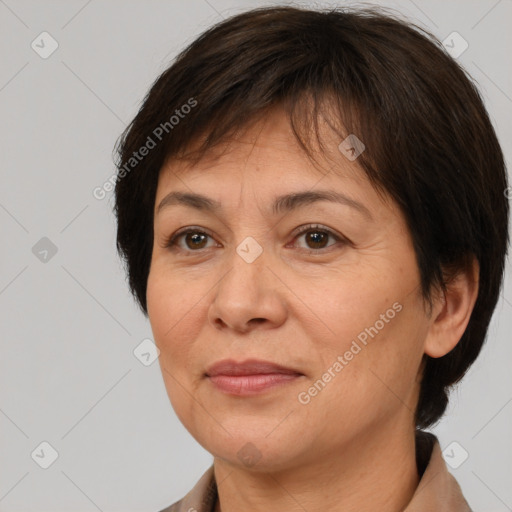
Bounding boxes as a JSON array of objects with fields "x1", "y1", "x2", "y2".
[
  {"x1": 206, "y1": 358, "x2": 302, "y2": 376},
  {"x1": 205, "y1": 359, "x2": 303, "y2": 396}
]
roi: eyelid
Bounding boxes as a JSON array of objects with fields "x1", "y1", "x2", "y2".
[
  {"x1": 165, "y1": 223, "x2": 350, "y2": 253},
  {"x1": 164, "y1": 225, "x2": 217, "y2": 249},
  {"x1": 288, "y1": 223, "x2": 350, "y2": 252},
  {"x1": 290, "y1": 223, "x2": 342, "y2": 240}
]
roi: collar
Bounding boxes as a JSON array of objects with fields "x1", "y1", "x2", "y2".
[{"x1": 160, "y1": 431, "x2": 471, "y2": 512}]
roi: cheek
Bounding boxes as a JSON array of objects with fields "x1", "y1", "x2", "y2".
[
  {"x1": 146, "y1": 273, "x2": 172, "y2": 347},
  {"x1": 303, "y1": 271, "x2": 426, "y2": 414},
  {"x1": 146, "y1": 268, "x2": 204, "y2": 368},
  {"x1": 146, "y1": 270, "x2": 208, "y2": 429},
  {"x1": 329, "y1": 301, "x2": 425, "y2": 416}
]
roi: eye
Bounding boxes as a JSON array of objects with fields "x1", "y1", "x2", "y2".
[
  {"x1": 289, "y1": 224, "x2": 346, "y2": 253},
  {"x1": 164, "y1": 224, "x2": 348, "y2": 255},
  {"x1": 165, "y1": 227, "x2": 218, "y2": 252}
]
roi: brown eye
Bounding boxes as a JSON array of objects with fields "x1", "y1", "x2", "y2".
[
  {"x1": 183, "y1": 232, "x2": 209, "y2": 249},
  {"x1": 303, "y1": 230, "x2": 330, "y2": 249},
  {"x1": 165, "y1": 228, "x2": 217, "y2": 252},
  {"x1": 291, "y1": 224, "x2": 346, "y2": 253}
]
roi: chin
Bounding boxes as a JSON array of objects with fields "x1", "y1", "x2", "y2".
[{"x1": 193, "y1": 424, "x2": 307, "y2": 473}]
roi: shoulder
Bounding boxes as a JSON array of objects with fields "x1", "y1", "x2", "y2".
[
  {"x1": 158, "y1": 465, "x2": 217, "y2": 512},
  {"x1": 408, "y1": 430, "x2": 472, "y2": 511}
]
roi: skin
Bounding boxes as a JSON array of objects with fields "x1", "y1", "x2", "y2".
[{"x1": 146, "y1": 106, "x2": 478, "y2": 512}]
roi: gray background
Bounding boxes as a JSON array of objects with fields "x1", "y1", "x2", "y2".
[{"x1": 0, "y1": 0, "x2": 511, "y2": 511}]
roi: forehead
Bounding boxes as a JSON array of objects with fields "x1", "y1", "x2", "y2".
[
  {"x1": 152, "y1": 111, "x2": 396, "y2": 229},
  {"x1": 152, "y1": 107, "x2": 405, "y2": 235},
  {"x1": 157, "y1": 106, "x2": 367, "y2": 190}
]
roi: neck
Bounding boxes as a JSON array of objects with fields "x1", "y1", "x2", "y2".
[{"x1": 213, "y1": 421, "x2": 419, "y2": 512}]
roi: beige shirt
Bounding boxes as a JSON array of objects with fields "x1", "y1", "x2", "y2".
[{"x1": 159, "y1": 432, "x2": 472, "y2": 512}]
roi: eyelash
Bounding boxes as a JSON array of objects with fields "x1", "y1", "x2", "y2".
[{"x1": 164, "y1": 224, "x2": 348, "y2": 255}]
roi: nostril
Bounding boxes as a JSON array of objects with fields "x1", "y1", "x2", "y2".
[{"x1": 214, "y1": 318, "x2": 227, "y2": 329}]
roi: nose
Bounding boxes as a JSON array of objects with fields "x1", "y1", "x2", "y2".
[{"x1": 207, "y1": 242, "x2": 288, "y2": 333}]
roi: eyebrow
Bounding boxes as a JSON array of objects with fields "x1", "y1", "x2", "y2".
[{"x1": 156, "y1": 190, "x2": 372, "y2": 219}]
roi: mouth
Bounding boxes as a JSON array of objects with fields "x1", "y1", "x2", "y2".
[{"x1": 205, "y1": 359, "x2": 304, "y2": 396}]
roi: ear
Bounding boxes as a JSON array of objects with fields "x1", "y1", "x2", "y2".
[{"x1": 424, "y1": 257, "x2": 479, "y2": 358}]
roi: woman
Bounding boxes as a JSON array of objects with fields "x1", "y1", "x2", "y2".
[{"x1": 113, "y1": 6, "x2": 508, "y2": 511}]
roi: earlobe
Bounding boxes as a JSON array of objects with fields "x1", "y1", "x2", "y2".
[{"x1": 424, "y1": 257, "x2": 480, "y2": 359}]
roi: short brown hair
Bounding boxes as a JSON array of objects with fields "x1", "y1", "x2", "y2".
[{"x1": 113, "y1": 5, "x2": 509, "y2": 428}]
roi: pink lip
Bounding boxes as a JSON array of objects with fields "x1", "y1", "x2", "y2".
[{"x1": 205, "y1": 359, "x2": 303, "y2": 396}]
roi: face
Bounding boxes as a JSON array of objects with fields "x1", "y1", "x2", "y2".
[{"x1": 147, "y1": 107, "x2": 432, "y2": 472}]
